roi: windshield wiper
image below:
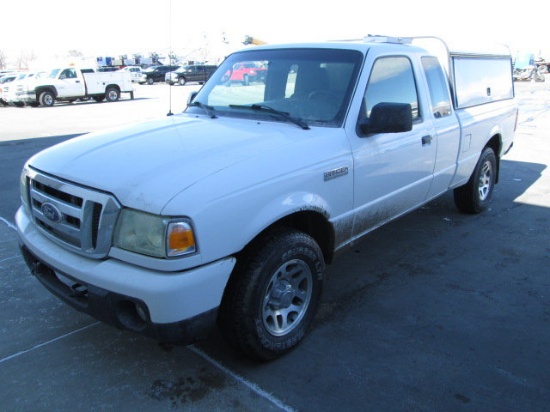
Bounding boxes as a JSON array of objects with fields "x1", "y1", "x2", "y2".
[
  {"x1": 189, "y1": 101, "x2": 217, "y2": 119},
  {"x1": 229, "y1": 104, "x2": 309, "y2": 130}
]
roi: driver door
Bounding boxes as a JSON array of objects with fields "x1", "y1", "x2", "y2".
[
  {"x1": 57, "y1": 68, "x2": 85, "y2": 97},
  {"x1": 350, "y1": 55, "x2": 437, "y2": 237}
]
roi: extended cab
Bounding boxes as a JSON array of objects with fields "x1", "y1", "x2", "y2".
[
  {"x1": 16, "y1": 37, "x2": 517, "y2": 361},
  {"x1": 8, "y1": 67, "x2": 134, "y2": 107}
]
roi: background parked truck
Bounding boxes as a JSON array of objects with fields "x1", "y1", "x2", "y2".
[
  {"x1": 165, "y1": 64, "x2": 218, "y2": 85},
  {"x1": 8, "y1": 67, "x2": 134, "y2": 107}
]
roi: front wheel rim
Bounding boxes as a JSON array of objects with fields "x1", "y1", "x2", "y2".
[
  {"x1": 478, "y1": 161, "x2": 493, "y2": 201},
  {"x1": 44, "y1": 94, "x2": 53, "y2": 105},
  {"x1": 262, "y1": 259, "x2": 313, "y2": 336}
]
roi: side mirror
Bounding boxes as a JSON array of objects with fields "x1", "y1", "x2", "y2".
[
  {"x1": 187, "y1": 91, "x2": 198, "y2": 106},
  {"x1": 359, "y1": 102, "x2": 413, "y2": 135}
]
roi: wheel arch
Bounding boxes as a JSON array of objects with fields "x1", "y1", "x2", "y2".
[
  {"x1": 237, "y1": 209, "x2": 335, "y2": 266},
  {"x1": 35, "y1": 86, "x2": 57, "y2": 98},
  {"x1": 105, "y1": 84, "x2": 121, "y2": 92},
  {"x1": 485, "y1": 133, "x2": 502, "y2": 183}
]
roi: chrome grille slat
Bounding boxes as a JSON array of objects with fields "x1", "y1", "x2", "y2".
[
  {"x1": 36, "y1": 218, "x2": 81, "y2": 246},
  {"x1": 26, "y1": 168, "x2": 121, "y2": 259},
  {"x1": 30, "y1": 188, "x2": 82, "y2": 217}
]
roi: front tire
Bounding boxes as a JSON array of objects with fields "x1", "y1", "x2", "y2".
[
  {"x1": 178, "y1": 77, "x2": 186, "y2": 86},
  {"x1": 454, "y1": 147, "x2": 497, "y2": 214},
  {"x1": 39, "y1": 91, "x2": 55, "y2": 107},
  {"x1": 218, "y1": 228, "x2": 325, "y2": 361}
]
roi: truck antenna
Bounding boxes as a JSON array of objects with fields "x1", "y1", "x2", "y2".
[{"x1": 167, "y1": 0, "x2": 173, "y2": 116}]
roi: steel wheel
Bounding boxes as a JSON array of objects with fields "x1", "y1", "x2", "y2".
[
  {"x1": 39, "y1": 91, "x2": 55, "y2": 107},
  {"x1": 105, "y1": 87, "x2": 120, "y2": 102}
]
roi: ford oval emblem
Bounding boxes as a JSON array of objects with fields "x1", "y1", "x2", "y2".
[{"x1": 41, "y1": 202, "x2": 62, "y2": 223}]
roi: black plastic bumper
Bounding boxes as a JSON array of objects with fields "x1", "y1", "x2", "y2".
[{"x1": 19, "y1": 244, "x2": 217, "y2": 345}]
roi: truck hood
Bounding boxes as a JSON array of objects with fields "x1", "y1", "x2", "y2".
[{"x1": 28, "y1": 114, "x2": 303, "y2": 214}]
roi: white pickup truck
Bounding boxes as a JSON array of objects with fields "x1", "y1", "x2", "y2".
[
  {"x1": 8, "y1": 67, "x2": 134, "y2": 107},
  {"x1": 16, "y1": 37, "x2": 517, "y2": 361}
]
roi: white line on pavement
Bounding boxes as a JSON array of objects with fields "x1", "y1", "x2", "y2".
[
  {"x1": 0, "y1": 322, "x2": 100, "y2": 364},
  {"x1": 188, "y1": 344, "x2": 296, "y2": 412},
  {"x1": 0, "y1": 216, "x2": 17, "y2": 231}
]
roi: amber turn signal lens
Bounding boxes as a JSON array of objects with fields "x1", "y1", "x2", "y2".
[{"x1": 167, "y1": 221, "x2": 196, "y2": 256}]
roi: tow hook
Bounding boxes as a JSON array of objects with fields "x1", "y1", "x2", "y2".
[{"x1": 70, "y1": 283, "x2": 88, "y2": 298}]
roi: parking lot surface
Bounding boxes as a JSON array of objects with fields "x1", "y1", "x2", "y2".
[{"x1": 1, "y1": 82, "x2": 549, "y2": 411}]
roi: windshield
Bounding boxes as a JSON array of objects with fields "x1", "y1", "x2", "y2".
[
  {"x1": 188, "y1": 48, "x2": 363, "y2": 127},
  {"x1": 47, "y1": 69, "x2": 60, "y2": 79}
]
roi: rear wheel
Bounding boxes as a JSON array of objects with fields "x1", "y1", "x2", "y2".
[
  {"x1": 39, "y1": 91, "x2": 55, "y2": 107},
  {"x1": 105, "y1": 87, "x2": 120, "y2": 102},
  {"x1": 454, "y1": 147, "x2": 497, "y2": 214},
  {"x1": 218, "y1": 228, "x2": 324, "y2": 361}
]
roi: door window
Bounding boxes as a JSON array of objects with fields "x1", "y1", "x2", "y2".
[
  {"x1": 362, "y1": 56, "x2": 420, "y2": 121},
  {"x1": 60, "y1": 68, "x2": 77, "y2": 79}
]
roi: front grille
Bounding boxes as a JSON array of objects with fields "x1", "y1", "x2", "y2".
[{"x1": 26, "y1": 168, "x2": 121, "y2": 259}]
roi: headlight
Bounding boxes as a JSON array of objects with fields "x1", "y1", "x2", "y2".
[{"x1": 114, "y1": 209, "x2": 196, "y2": 258}]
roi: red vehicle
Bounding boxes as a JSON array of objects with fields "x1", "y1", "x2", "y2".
[{"x1": 229, "y1": 62, "x2": 267, "y2": 85}]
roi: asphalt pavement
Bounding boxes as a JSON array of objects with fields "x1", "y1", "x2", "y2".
[{"x1": 0, "y1": 82, "x2": 549, "y2": 411}]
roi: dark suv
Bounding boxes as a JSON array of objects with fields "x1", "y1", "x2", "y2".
[
  {"x1": 139, "y1": 65, "x2": 180, "y2": 85},
  {"x1": 165, "y1": 65, "x2": 218, "y2": 86}
]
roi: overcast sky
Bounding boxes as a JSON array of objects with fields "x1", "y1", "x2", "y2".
[{"x1": 3, "y1": 0, "x2": 547, "y2": 65}]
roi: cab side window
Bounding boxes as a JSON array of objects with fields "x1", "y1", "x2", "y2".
[
  {"x1": 362, "y1": 56, "x2": 420, "y2": 120},
  {"x1": 421, "y1": 56, "x2": 452, "y2": 118},
  {"x1": 60, "y1": 68, "x2": 77, "y2": 79}
]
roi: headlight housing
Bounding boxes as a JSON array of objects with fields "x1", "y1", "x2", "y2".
[{"x1": 114, "y1": 209, "x2": 196, "y2": 258}]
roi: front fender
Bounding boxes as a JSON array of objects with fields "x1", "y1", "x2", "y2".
[
  {"x1": 198, "y1": 188, "x2": 335, "y2": 264},
  {"x1": 35, "y1": 85, "x2": 58, "y2": 98}
]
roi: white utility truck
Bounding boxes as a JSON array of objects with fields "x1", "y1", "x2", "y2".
[
  {"x1": 8, "y1": 67, "x2": 134, "y2": 106},
  {"x1": 16, "y1": 37, "x2": 517, "y2": 361}
]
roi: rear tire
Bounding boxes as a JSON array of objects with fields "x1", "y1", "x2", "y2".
[
  {"x1": 454, "y1": 147, "x2": 497, "y2": 214},
  {"x1": 218, "y1": 228, "x2": 324, "y2": 361},
  {"x1": 105, "y1": 87, "x2": 120, "y2": 102}
]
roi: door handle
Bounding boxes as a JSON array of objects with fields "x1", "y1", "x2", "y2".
[{"x1": 422, "y1": 135, "x2": 433, "y2": 146}]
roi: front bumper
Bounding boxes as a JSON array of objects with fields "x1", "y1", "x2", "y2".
[
  {"x1": 16, "y1": 207, "x2": 236, "y2": 344},
  {"x1": 8, "y1": 91, "x2": 36, "y2": 104}
]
